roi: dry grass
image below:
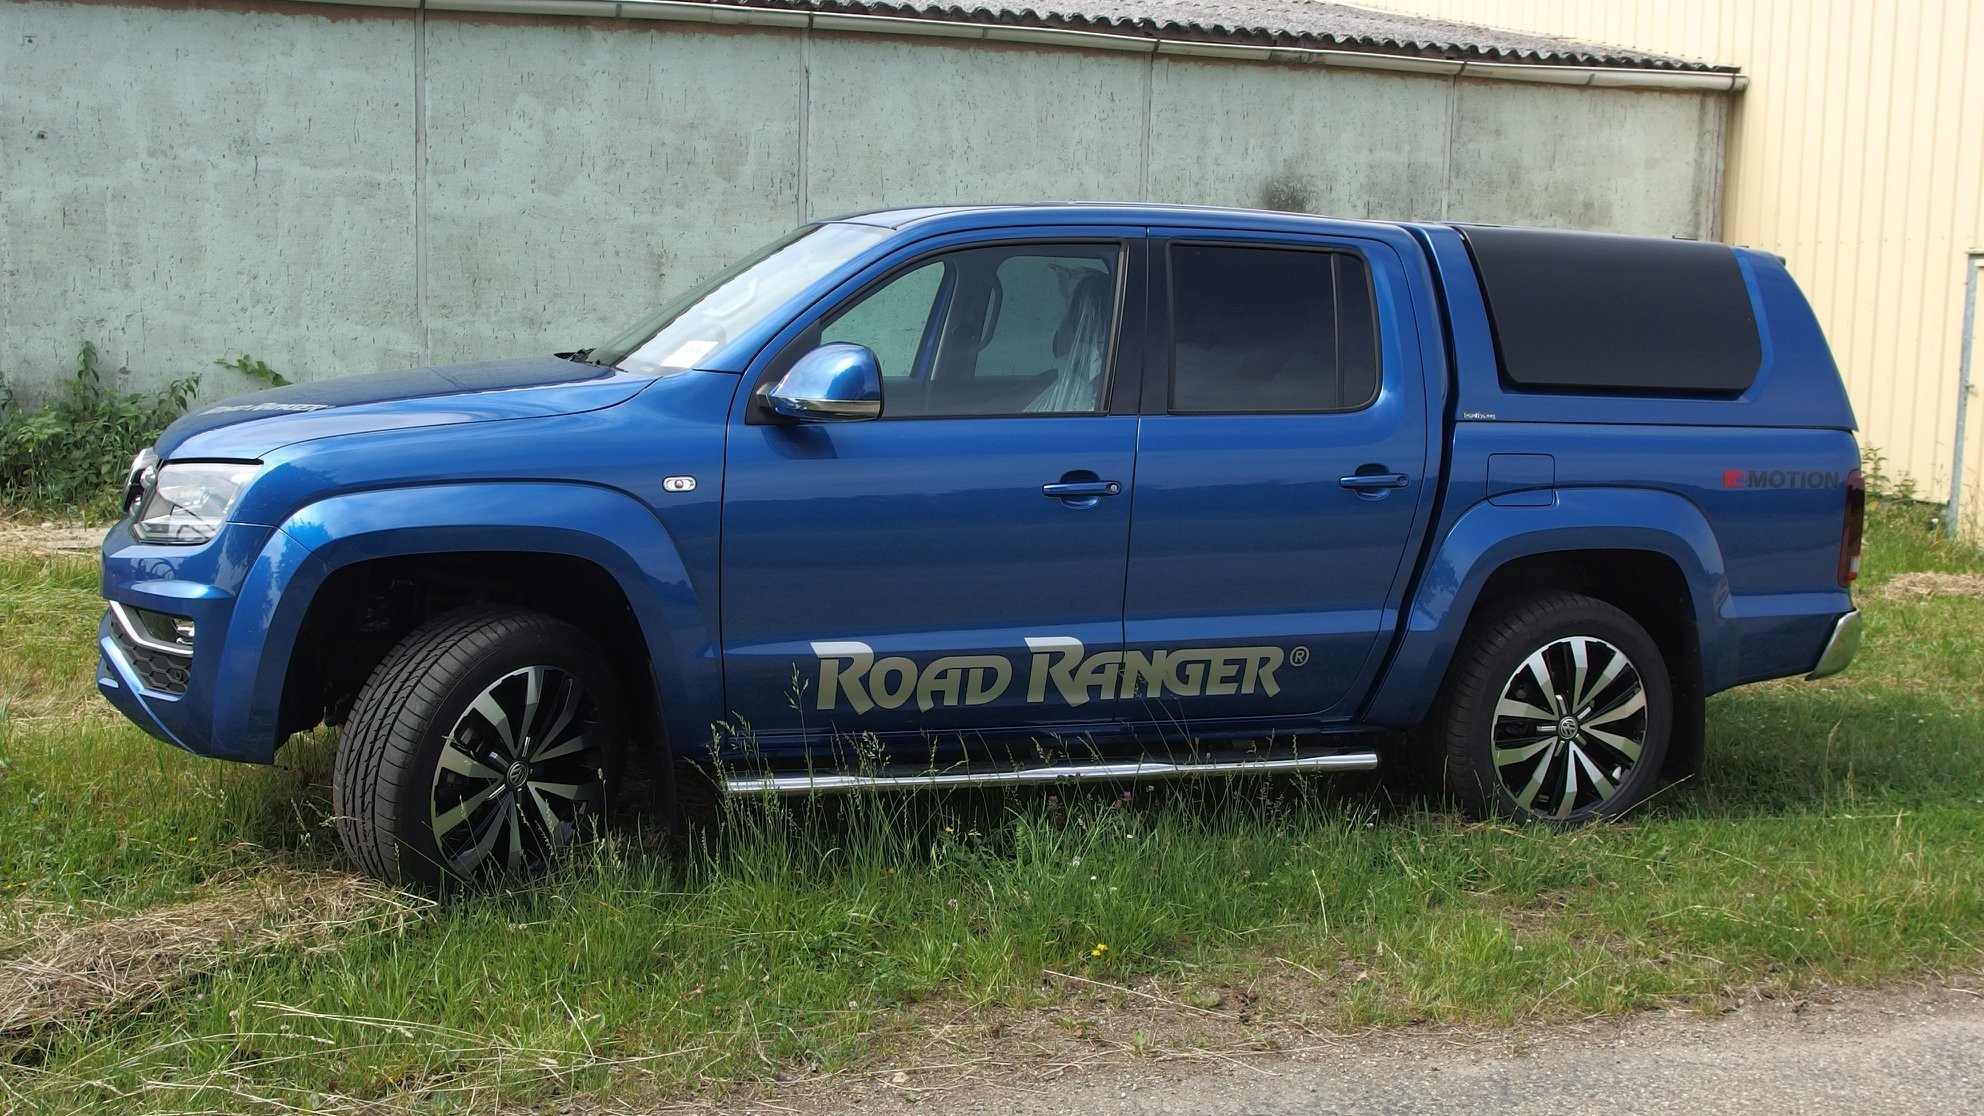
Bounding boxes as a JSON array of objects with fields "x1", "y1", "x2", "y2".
[
  {"x1": 1879, "y1": 571, "x2": 1984, "y2": 601},
  {"x1": 0, "y1": 520, "x2": 104, "y2": 558},
  {"x1": 0, "y1": 870, "x2": 430, "y2": 1035},
  {"x1": 658, "y1": 965, "x2": 1366, "y2": 1114}
]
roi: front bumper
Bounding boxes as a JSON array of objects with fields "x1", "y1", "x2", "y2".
[
  {"x1": 97, "y1": 518, "x2": 295, "y2": 763},
  {"x1": 1805, "y1": 609, "x2": 1862, "y2": 680},
  {"x1": 97, "y1": 610, "x2": 194, "y2": 752}
]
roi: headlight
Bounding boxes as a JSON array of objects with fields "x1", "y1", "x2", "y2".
[
  {"x1": 123, "y1": 447, "x2": 160, "y2": 514},
  {"x1": 132, "y1": 461, "x2": 260, "y2": 545}
]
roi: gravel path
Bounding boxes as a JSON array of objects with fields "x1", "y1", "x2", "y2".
[{"x1": 824, "y1": 986, "x2": 1983, "y2": 1116}]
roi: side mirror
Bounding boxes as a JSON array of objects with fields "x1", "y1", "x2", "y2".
[{"x1": 764, "y1": 343, "x2": 882, "y2": 422}]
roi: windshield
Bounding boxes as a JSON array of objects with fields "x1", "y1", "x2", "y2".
[{"x1": 594, "y1": 223, "x2": 892, "y2": 375}]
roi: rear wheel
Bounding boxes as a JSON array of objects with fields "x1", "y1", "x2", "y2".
[
  {"x1": 332, "y1": 606, "x2": 623, "y2": 886},
  {"x1": 1429, "y1": 592, "x2": 1670, "y2": 823}
]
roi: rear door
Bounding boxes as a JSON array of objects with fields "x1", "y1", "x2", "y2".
[{"x1": 1121, "y1": 230, "x2": 1432, "y2": 733}]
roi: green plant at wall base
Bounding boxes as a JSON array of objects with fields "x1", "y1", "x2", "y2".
[
  {"x1": 0, "y1": 342, "x2": 200, "y2": 517},
  {"x1": 215, "y1": 354, "x2": 292, "y2": 389},
  {"x1": 1859, "y1": 445, "x2": 1918, "y2": 503}
]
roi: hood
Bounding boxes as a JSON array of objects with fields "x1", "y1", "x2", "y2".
[{"x1": 157, "y1": 356, "x2": 655, "y2": 460}]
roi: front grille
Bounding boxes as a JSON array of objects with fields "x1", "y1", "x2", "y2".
[{"x1": 109, "y1": 619, "x2": 191, "y2": 696}]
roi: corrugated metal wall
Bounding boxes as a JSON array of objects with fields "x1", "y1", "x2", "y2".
[{"x1": 1377, "y1": 0, "x2": 1984, "y2": 531}]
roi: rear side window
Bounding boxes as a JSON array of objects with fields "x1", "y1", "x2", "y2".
[
  {"x1": 1168, "y1": 244, "x2": 1380, "y2": 414},
  {"x1": 1462, "y1": 225, "x2": 1763, "y2": 395}
]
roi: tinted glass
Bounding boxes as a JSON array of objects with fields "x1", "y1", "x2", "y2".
[
  {"x1": 822, "y1": 260, "x2": 944, "y2": 380},
  {"x1": 818, "y1": 244, "x2": 1120, "y2": 418},
  {"x1": 1462, "y1": 225, "x2": 1762, "y2": 394},
  {"x1": 974, "y1": 253, "x2": 1113, "y2": 382},
  {"x1": 1169, "y1": 244, "x2": 1380, "y2": 414},
  {"x1": 1336, "y1": 256, "x2": 1379, "y2": 409}
]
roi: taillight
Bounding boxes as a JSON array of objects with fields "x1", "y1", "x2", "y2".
[{"x1": 1838, "y1": 468, "x2": 1865, "y2": 586}]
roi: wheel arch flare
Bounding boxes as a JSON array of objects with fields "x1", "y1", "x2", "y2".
[{"x1": 221, "y1": 481, "x2": 720, "y2": 764}]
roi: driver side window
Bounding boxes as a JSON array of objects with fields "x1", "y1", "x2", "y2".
[
  {"x1": 817, "y1": 243, "x2": 1121, "y2": 418},
  {"x1": 821, "y1": 261, "x2": 944, "y2": 382}
]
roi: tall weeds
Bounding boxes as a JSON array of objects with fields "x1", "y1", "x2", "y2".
[{"x1": 0, "y1": 343, "x2": 199, "y2": 517}]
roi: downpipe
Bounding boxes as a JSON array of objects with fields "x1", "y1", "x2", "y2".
[{"x1": 1949, "y1": 251, "x2": 1982, "y2": 539}]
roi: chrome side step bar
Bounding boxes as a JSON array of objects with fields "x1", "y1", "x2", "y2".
[{"x1": 719, "y1": 749, "x2": 1381, "y2": 796}]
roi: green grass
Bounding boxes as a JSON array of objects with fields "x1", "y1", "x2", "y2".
[{"x1": 3, "y1": 505, "x2": 1981, "y2": 1112}]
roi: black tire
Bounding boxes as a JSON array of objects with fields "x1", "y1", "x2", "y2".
[
  {"x1": 332, "y1": 606, "x2": 625, "y2": 887},
  {"x1": 1427, "y1": 591, "x2": 1670, "y2": 823}
]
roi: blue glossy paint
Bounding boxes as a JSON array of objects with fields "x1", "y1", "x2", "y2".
[
  {"x1": 103, "y1": 369, "x2": 740, "y2": 763},
  {"x1": 95, "y1": 204, "x2": 1862, "y2": 778},
  {"x1": 718, "y1": 414, "x2": 1139, "y2": 751},
  {"x1": 160, "y1": 356, "x2": 649, "y2": 460},
  {"x1": 267, "y1": 483, "x2": 723, "y2": 759},
  {"x1": 1121, "y1": 229, "x2": 1437, "y2": 729},
  {"x1": 1416, "y1": 226, "x2": 1858, "y2": 431},
  {"x1": 1364, "y1": 487, "x2": 1733, "y2": 728}
]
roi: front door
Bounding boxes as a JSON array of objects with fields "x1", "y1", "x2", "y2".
[{"x1": 719, "y1": 236, "x2": 1144, "y2": 758}]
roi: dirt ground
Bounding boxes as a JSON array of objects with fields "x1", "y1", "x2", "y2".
[
  {"x1": 0, "y1": 519, "x2": 105, "y2": 557},
  {"x1": 703, "y1": 980, "x2": 1984, "y2": 1116}
]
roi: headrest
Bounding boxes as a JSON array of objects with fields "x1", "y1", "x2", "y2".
[{"x1": 1054, "y1": 271, "x2": 1115, "y2": 357}]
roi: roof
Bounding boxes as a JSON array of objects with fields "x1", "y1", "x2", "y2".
[
  {"x1": 684, "y1": 1, "x2": 1732, "y2": 72},
  {"x1": 838, "y1": 201, "x2": 1407, "y2": 230}
]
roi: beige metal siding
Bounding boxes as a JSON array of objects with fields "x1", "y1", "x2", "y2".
[{"x1": 1376, "y1": 0, "x2": 1984, "y2": 529}]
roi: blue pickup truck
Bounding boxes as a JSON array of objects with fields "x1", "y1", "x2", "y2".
[{"x1": 98, "y1": 204, "x2": 1864, "y2": 885}]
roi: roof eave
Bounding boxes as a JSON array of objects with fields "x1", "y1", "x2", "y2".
[{"x1": 299, "y1": 0, "x2": 1750, "y2": 92}]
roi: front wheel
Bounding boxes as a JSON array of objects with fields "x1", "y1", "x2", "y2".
[
  {"x1": 332, "y1": 606, "x2": 624, "y2": 887},
  {"x1": 1428, "y1": 592, "x2": 1671, "y2": 823}
]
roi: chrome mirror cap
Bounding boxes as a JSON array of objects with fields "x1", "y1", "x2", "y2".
[{"x1": 766, "y1": 343, "x2": 883, "y2": 422}]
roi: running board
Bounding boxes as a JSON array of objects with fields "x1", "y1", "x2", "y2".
[{"x1": 719, "y1": 749, "x2": 1381, "y2": 796}]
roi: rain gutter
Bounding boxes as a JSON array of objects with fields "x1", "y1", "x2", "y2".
[{"x1": 306, "y1": 0, "x2": 1750, "y2": 92}]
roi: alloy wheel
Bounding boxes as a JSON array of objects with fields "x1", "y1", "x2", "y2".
[
  {"x1": 428, "y1": 665, "x2": 608, "y2": 878},
  {"x1": 1490, "y1": 635, "x2": 1649, "y2": 819}
]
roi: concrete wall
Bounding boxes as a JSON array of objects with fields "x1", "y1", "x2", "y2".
[
  {"x1": 420, "y1": 19, "x2": 806, "y2": 362},
  {"x1": 4, "y1": 2, "x2": 421, "y2": 392},
  {"x1": 0, "y1": 1, "x2": 1728, "y2": 399}
]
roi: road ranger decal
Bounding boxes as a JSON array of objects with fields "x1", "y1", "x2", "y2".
[{"x1": 810, "y1": 637, "x2": 1286, "y2": 713}]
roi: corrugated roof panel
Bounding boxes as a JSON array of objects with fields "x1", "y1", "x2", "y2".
[{"x1": 633, "y1": 1, "x2": 1732, "y2": 70}]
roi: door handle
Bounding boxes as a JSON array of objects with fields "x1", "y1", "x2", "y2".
[
  {"x1": 1042, "y1": 480, "x2": 1123, "y2": 499},
  {"x1": 1338, "y1": 473, "x2": 1410, "y2": 491}
]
